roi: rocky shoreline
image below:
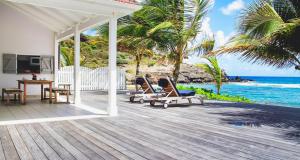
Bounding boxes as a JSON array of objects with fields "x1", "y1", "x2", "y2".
[{"x1": 122, "y1": 63, "x2": 252, "y2": 84}]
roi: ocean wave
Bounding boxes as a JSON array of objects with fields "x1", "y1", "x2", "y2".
[{"x1": 231, "y1": 82, "x2": 300, "y2": 89}]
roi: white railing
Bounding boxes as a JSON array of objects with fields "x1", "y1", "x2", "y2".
[{"x1": 57, "y1": 66, "x2": 127, "y2": 91}]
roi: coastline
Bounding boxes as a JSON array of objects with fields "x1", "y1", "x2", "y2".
[{"x1": 127, "y1": 76, "x2": 300, "y2": 108}]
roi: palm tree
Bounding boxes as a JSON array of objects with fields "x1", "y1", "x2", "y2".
[
  {"x1": 117, "y1": 14, "x2": 156, "y2": 76},
  {"x1": 118, "y1": 37, "x2": 154, "y2": 76},
  {"x1": 139, "y1": 0, "x2": 213, "y2": 82},
  {"x1": 197, "y1": 56, "x2": 222, "y2": 94},
  {"x1": 96, "y1": 20, "x2": 156, "y2": 76},
  {"x1": 218, "y1": 0, "x2": 300, "y2": 70}
]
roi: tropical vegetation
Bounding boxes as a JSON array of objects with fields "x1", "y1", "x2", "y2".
[
  {"x1": 119, "y1": 0, "x2": 214, "y2": 82},
  {"x1": 117, "y1": 11, "x2": 157, "y2": 76},
  {"x1": 218, "y1": 0, "x2": 300, "y2": 70},
  {"x1": 60, "y1": 34, "x2": 131, "y2": 68},
  {"x1": 177, "y1": 85, "x2": 252, "y2": 103},
  {"x1": 197, "y1": 56, "x2": 223, "y2": 94}
]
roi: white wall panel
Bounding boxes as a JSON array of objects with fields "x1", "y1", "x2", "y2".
[{"x1": 0, "y1": 3, "x2": 54, "y2": 95}]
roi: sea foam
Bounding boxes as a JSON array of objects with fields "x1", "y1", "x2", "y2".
[{"x1": 231, "y1": 82, "x2": 300, "y2": 89}]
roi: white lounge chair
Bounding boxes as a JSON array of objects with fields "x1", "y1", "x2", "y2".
[
  {"x1": 127, "y1": 76, "x2": 164, "y2": 103},
  {"x1": 149, "y1": 77, "x2": 204, "y2": 108}
]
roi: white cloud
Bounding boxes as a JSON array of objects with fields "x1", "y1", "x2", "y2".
[
  {"x1": 201, "y1": 17, "x2": 214, "y2": 37},
  {"x1": 221, "y1": 0, "x2": 245, "y2": 15},
  {"x1": 214, "y1": 30, "x2": 235, "y2": 48}
]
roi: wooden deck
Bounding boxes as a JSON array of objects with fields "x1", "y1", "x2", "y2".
[
  {"x1": 0, "y1": 97, "x2": 97, "y2": 122},
  {"x1": 0, "y1": 93, "x2": 300, "y2": 160}
]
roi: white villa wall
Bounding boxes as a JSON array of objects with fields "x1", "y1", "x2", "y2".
[{"x1": 0, "y1": 3, "x2": 54, "y2": 95}]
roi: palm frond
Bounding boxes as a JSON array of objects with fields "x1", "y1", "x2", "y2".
[
  {"x1": 197, "y1": 56, "x2": 222, "y2": 94},
  {"x1": 239, "y1": 0, "x2": 284, "y2": 38},
  {"x1": 272, "y1": 0, "x2": 300, "y2": 21},
  {"x1": 219, "y1": 34, "x2": 299, "y2": 68},
  {"x1": 147, "y1": 21, "x2": 174, "y2": 36},
  {"x1": 184, "y1": 0, "x2": 213, "y2": 40},
  {"x1": 189, "y1": 37, "x2": 215, "y2": 56}
]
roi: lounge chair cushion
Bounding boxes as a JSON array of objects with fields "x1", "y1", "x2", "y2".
[
  {"x1": 178, "y1": 90, "x2": 196, "y2": 96},
  {"x1": 158, "y1": 79, "x2": 169, "y2": 88},
  {"x1": 136, "y1": 78, "x2": 145, "y2": 85}
]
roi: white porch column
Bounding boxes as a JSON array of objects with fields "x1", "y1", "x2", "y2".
[
  {"x1": 108, "y1": 15, "x2": 118, "y2": 116},
  {"x1": 74, "y1": 24, "x2": 81, "y2": 104},
  {"x1": 54, "y1": 33, "x2": 59, "y2": 87}
]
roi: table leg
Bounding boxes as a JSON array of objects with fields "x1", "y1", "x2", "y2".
[
  {"x1": 6, "y1": 94, "x2": 10, "y2": 104},
  {"x1": 41, "y1": 84, "x2": 44, "y2": 100},
  {"x1": 18, "y1": 82, "x2": 21, "y2": 102},
  {"x1": 49, "y1": 82, "x2": 52, "y2": 103},
  {"x1": 1, "y1": 89, "x2": 4, "y2": 101},
  {"x1": 66, "y1": 90, "x2": 69, "y2": 103},
  {"x1": 23, "y1": 82, "x2": 27, "y2": 104},
  {"x1": 54, "y1": 91, "x2": 57, "y2": 103},
  {"x1": 20, "y1": 93, "x2": 24, "y2": 104}
]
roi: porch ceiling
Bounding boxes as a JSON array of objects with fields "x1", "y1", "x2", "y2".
[{"x1": 1, "y1": 0, "x2": 141, "y2": 40}]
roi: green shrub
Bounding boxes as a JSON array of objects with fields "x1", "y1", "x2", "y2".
[
  {"x1": 126, "y1": 69, "x2": 134, "y2": 74},
  {"x1": 148, "y1": 61, "x2": 156, "y2": 67},
  {"x1": 177, "y1": 85, "x2": 252, "y2": 103},
  {"x1": 117, "y1": 58, "x2": 129, "y2": 65}
]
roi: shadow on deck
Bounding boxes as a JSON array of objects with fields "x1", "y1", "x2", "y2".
[{"x1": 205, "y1": 102, "x2": 300, "y2": 143}]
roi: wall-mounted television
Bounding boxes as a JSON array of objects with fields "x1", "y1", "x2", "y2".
[
  {"x1": 3, "y1": 54, "x2": 54, "y2": 74},
  {"x1": 17, "y1": 55, "x2": 41, "y2": 74}
]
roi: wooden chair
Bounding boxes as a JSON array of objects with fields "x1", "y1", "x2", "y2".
[
  {"x1": 2, "y1": 88, "x2": 24, "y2": 104},
  {"x1": 44, "y1": 87, "x2": 70, "y2": 103},
  {"x1": 58, "y1": 83, "x2": 71, "y2": 95}
]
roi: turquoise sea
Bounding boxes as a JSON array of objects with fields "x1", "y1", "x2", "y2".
[{"x1": 184, "y1": 76, "x2": 300, "y2": 108}]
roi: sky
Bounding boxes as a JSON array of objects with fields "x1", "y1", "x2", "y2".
[
  {"x1": 197, "y1": 0, "x2": 300, "y2": 77},
  {"x1": 84, "y1": 0, "x2": 300, "y2": 77}
]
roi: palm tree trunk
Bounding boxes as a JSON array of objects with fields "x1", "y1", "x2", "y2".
[
  {"x1": 217, "y1": 87, "x2": 220, "y2": 95},
  {"x1": 135, "y1": 55, "x2": 141, "y2": 76},
  {"x1": 135, "y1": 55, "x2": 141, "y2": 91},
  {"x1": 173, "y1": 53, "x2": 182, "y2": 83}
]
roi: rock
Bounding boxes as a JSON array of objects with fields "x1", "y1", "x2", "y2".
[
  {"x1": 122, "y1": 63, "x2": 229, "y2": 83},
  {"x1": 228, "y1": 76, "x2": 253, "y2": 82}
]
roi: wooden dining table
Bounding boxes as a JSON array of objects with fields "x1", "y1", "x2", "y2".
[{"x1": 18, "y1": 80, "x2": 53, "y2": 104}]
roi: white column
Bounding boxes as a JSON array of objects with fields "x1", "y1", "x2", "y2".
[
  {"x1": 108, "y1": 16, "x2": 118, "y2": 116},
  {"x1": 54, "y1": 33, "x2": 59, "y2": 87},
  {"x1": 74, "y1": 24, "x2": 81, "y2": 104}
]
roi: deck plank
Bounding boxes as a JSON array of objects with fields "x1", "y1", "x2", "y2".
[
  {"x1": 0, "y1": 130, "x2": 7, "y2": 160},
  {"x1": 68, "y1": 120, "x2": 148, "y2": 160},
  {"x1": 0, "y1": 126, "x2": 20, "y2": 160},
  {"x1": 24, "y1": 124, "x2": 64, "y2": 160},
  {"x1": 7, "y1": 125, "x2": 33, "y2": 160},
  {"x1": 62, "y1": 121, "x2": 131, "y2": 160},
  {"x1": 39, "y1": 123, "x2": 89, "y2": 160},
  {"x1": 95, "y1": 118, "x2": 253, "y2": 160},
  {"x1": 15, "y1": 125, "x2": 48, "y2": 160},
  {"x1": 59, "y1": 122, "x2": 120, "y2": 160},
  {"x1": 50, "y1": 122, "x2": 105, "y2": 160},
  {"x1": 77, "y1": 120, "x2": 183, "y2": 160}
]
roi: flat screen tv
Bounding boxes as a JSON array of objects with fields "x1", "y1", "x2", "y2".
[{"x1": 17, "y1": 55, "x2": 41, "y2": 74}]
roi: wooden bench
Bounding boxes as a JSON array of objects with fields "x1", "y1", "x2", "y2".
[
  {"x1": 44, "y1": 87, "x2": 70, "y2": 103},
  {"x1": 58, "y1": 83, "x2": 71, "y2": 95},
  {"x1": 1, "y1": 88, "x2": 24, "y2": 104}
]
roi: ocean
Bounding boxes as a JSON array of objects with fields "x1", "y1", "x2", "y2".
[{"x1": 184, "y1": 76, "x2": 300, "y2": 108}]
